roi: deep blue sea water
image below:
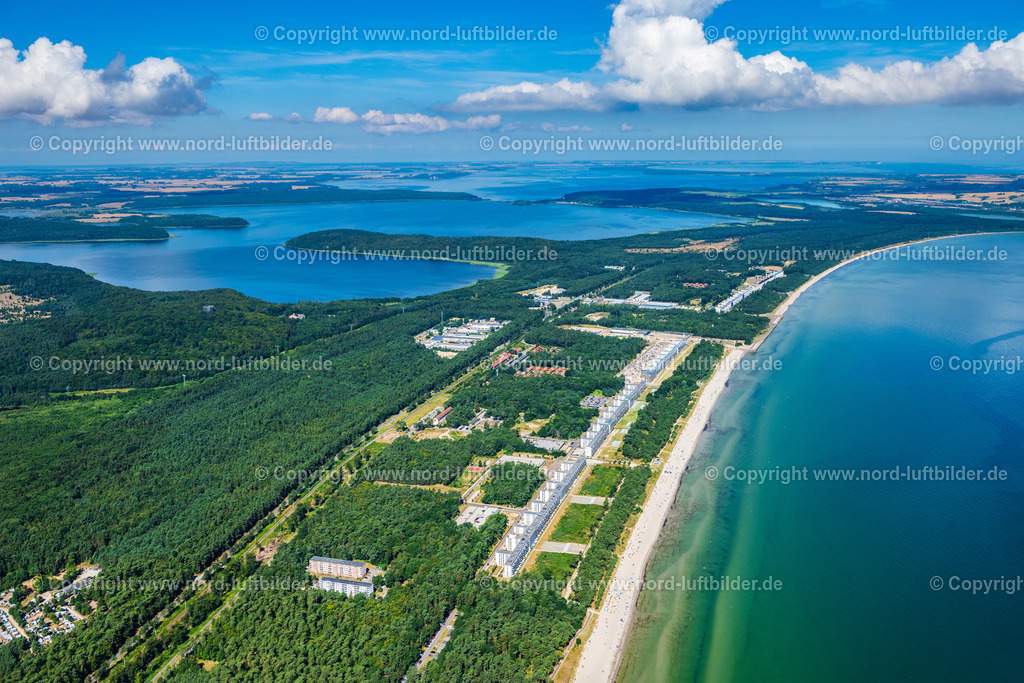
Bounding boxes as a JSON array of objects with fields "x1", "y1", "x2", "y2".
[{"x1": 618, "y1": 233, "x2": 1024, "y2": 682}]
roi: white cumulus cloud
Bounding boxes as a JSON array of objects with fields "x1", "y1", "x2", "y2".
[
  {"x1": 248, "y1": 112, "x2": 273, "y2": 120},
  {"x1": 449, "y1": 0, "x2": 1024, "y2": 111},
  {"x1": 0, "y1": 37, "x2": 207, "y2": 123},
  {"x1": 464, "y1": 114, "x2": 502, "y2": 129},
  {"x1": 450, "y1": 78, "x2": 604, "y2": 112},
  {"x1": 360, "y1": 110, "x2": 454, "y2": 134},
  {"x1": 313, "y1": 106, "x2": 359, "y2": 124},
  {"x1": 311, "y1": 107, "x2": 500, "y2": 135}
]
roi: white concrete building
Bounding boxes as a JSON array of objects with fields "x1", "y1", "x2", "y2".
[
  {"x1": 308, "y1": 556, "x2": 367, "y2": 579},
  {"x1": 316, "y1": 577, "x2": 374, "y2": 597}
]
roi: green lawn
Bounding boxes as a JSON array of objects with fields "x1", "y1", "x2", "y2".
[
  {"x1": 532, "y1": 552, "x2": 580, "y2": 583},
  {"x1": 578, "y1": 465, "x2": 624, "y2": 498},
  {"x1": 550, "y1": 504, "x2": 605, "y2": 544}
]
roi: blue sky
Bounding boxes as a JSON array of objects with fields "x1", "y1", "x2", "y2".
[{"x1": 2, "y1": 0, "x2": 1023, "y2": 163}]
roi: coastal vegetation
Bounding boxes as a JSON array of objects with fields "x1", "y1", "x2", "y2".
[
  {"x1": 359, "y1": 429, "x2": 546, "y2": 486},
  {"x1": 479, "y1": 462, "x2": 545, "y2": 508},
  {"x1": 0, "y1": 214, "x2": 246, "y2": 243},
  {"x1": 0, "y1": 216, "x2": 168, "y2": 242},
  {"x1": 578, "y1": 465, "x2": 624, "y2": 498},
  {"x1": 621, "y1": 340, "x2": 725, "y2": 461},
  {"x1": 572, "y1": 466, "x2": 652, "y2": 609},
  {"x1": 550, "y1": 504, "x2": 606, "y2": 544},
  {"x1": 119, "y1": 214, "x2": 250, "y2": 229}
]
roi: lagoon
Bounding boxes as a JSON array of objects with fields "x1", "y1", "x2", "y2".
[{"x1": 0, "y1": 200, "x2": 730, "y2": 303}]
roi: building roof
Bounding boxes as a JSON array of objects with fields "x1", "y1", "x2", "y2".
[{"x1": 309, "y1": 556, "x2": 366, "y2": 567}]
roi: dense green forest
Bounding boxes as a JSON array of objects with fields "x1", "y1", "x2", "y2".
[
  {"x1": 0, "y1": 261, "x2": 537, "y2": 682},
  {"x1": 359, "y1": 429, "x2": 546, "y2": 485},
  {"x1": 273, "y1": 483, "x2": 500, "y2": 590},
  {"x1": 160, "y1": 481, "x2": 587, "y2": 683},
  {"x1": 0, "y1": 216, "x2": 168, "y2": 242},
  {"x1": 159, "y1": 483, "x2": 506, "y2": 683},
  {"x1": 0, "y1": 261, "x2": 294, "y2": 401},
  {"x1": 621, "y1": 340, "x2": 725, "y2": 460},
  {"x1": 418, "y1": 583, "x2": 582, "y2": 682},
  {"x1": 118, "y1": 214, "x2": 249, "y2": 229},
  {"x1": 479, "y1": 462, "x2": 545, "y2": 507}
]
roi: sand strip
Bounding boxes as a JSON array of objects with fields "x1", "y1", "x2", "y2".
[{"x1": 572, "y1": 347, "x2": 746, "y2": 682}]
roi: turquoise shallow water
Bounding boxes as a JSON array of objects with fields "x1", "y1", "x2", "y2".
[{"x1": 619, "y1": 234, "x2": 1024, "y2": 683}]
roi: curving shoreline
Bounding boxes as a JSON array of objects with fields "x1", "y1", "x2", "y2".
[
  {"x1": 571, "y1": 230, "x2": 1011, "y2": 683},
  {"x1": 752, "y1": 231, "x2": 1007, "y2": 351}
]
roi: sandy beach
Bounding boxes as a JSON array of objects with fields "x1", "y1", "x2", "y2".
[
  {"x1": 572, "y1": 346, "x2": 746, "y2": 683},
  {"x1": 571, "y1": 231, "x2": 1008, "y2": 683}
]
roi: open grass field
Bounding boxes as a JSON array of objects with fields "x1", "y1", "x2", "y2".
[
  {"x1": 532, "y1": 552, "x2": 581, "y2": 583},
  {"x1": 550, "y1": 504, "x2": 605, "y2": 544},
  {"x1": 578, "y1": 465, "x2": 624, "y2": 498}
]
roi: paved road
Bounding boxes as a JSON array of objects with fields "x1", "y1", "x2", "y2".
[
  {"x1": 570, "y1": 495, "x2": 608, "y2": 505},
  {"x1": 414, "y1": 609, "x2": 459, "y2": 670},
  {"x1": 539, "y1": 541, "x2": 589, "y2": 555}
]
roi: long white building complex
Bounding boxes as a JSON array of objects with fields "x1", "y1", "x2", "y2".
[
  {"x1": 307, "y1": 556, "x2": 367, "y2": 579},
  {"x1": 494, "y1": 455, "x2": 587, "y2": 577},
  {"x1": 316, "y1": 577, "x2": 375, "y2": 597},
  {"x1": 715, "y1": 270, "x2": 785, "y2": 313},
  {"x1": 492, "y1": 332, "x2": 690, "y2": 578}
]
